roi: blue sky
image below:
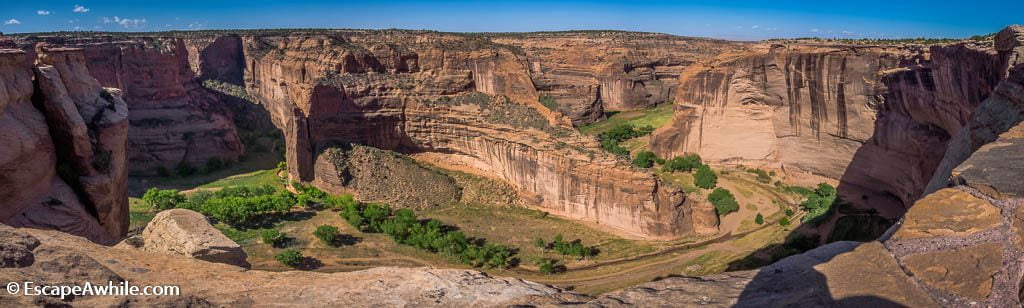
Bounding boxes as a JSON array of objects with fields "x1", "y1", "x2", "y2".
[{"x1": 0, "y1": 1, "x2": 1020, "y2": 40}]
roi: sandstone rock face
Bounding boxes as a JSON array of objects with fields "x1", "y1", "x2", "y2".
[
  {"x1": 613, "y1": 46, "x2": 1024, "y2": 306},
  {"x1": 139, "y1": 209, "x2": 248, "y2": 268},
  {"x1": 996, "y1": 25, "x2": 1024, "y2": 76},
  {"x1": 492, "y1": 32, "x2": 740, "y2": 124},
  {"x1": 0, "y1": 225, "x2": 582, "y2": 307},
  {"x1": 651, "y1": 40, "x2": 1009, "y2": 216},
  {"x1": 314, "y1": 145, "x2": 461, "y2": 209},
  {"x1": 34, "y1": 47, "x2": 130, "y2": 241},
  {"x1": 13, "y1": 36, "x2": 247, "y2": 175},
  {"x1": 0, "y1": 48, "x2": 126, "y2": 244},
  {"x1": 240, "y1": 32, "x2": 714, "y2": 239}
]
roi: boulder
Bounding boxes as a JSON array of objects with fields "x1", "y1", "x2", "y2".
[{"x1": 140, "y1": 209, "x2": 249, "y2": 268}]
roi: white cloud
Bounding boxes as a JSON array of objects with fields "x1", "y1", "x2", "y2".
[
  {"x1": 74, "y1": 26, "x2": 82, "y2": 30},
  {"x1": 751, "y1": 25, "x2": 760, "y2": 29},
  {"x1": 4, "y1": 19, "x2": 21, "y2": 25},
  {"x1": 103, "y1": 16, "x2": 147, "y2": 28},
  {"x1": 811, "y1": 28, "x2": 820, "y2": 33},
  {"x1": 37, "y1": 10, "x2": 51, "y2": 15},
  {"x1": 73, "y1": 5, "x2": 90, "y2": 13}
]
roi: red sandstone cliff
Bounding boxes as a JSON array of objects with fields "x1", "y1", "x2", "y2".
[
  {"x1": 239, "y1": 31, "x2": 717, "y2": 239},
  {"x1": 0, "y1": 47, "x2": 128, "y2": 244},
  {"x1": 11, "y1": 36, "x2": 245, "y2": 175},
  {"x1": 650, "y1": 40, "x2": 1011, "y2": 216},
  {"x1": 492, "y1": 32, "x2": 740, "y2": 125}
]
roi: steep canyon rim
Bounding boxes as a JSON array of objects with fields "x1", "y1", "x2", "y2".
[{"x1": 1, "y1": 24, "x2": 1023, "y2": 306}]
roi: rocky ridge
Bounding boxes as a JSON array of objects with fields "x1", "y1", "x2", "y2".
[{"x1": 0, "y1": 47, "x2": 128, "y2": 244}]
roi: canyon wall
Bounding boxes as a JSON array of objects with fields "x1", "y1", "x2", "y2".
[
  {"x1": 492, "y1": 32, "x2": 740, "y2": 125},
  {"x1": 11, "y1": 36, "x2": 245, "y2": 175},
  {"x1": 651, "y1": 40, "x2": 1010, "y2": 214},
  {"x1": 238, "y1": 32, "x2": 717, "y2": 239},
  {"x1": 0, "y1": 47, "x2": 128, "y2": 244},
  {"x1": 612, "y1": 49, "x2": 1024, "y2": 307}
]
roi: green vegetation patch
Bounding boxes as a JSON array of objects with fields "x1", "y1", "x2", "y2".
[{"x1": 579, "y1": 104, "x2": 674, "y2": 135}]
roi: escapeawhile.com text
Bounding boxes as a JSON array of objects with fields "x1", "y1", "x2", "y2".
[{"x1": 6, "y1": 281, "x2": 180, "y2": 299}]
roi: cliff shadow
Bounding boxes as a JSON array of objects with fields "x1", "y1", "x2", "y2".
[{"x1": 732, "y1": 242, "x2": 904, "y2": 307}]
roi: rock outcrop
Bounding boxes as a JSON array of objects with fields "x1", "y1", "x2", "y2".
[
  {"x1": 137, "y1": 209, "x2": 249, "y2": 268},
  {"x1": 651, "y1": 37, "x2": 1014, "y2": 218},
  {"x1": 608, "y1": 45, "x2": 1024, "y2": 308},
  {"x1": 0, "y1": 47, "x2": 127, "y2": 244},
  {"x1": 314, "y1": 144, "x2": 461, "y2": 209},
  {"x1": 0, "y1": 224, "x2": 585, "y2": 307},
  {"x1": 492, "y1": 32, "x2": 740, "y2": 124},
  {"x1": 240, "y1": 31, "x2": 715, "y2": 239},
  {"x1": 11, "y1": 35, "x2": 246, "y2": 175}
]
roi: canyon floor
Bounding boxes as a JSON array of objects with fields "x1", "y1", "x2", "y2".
[{"x1": 123, "y1": 107, "x2": 828, "y2": 295}]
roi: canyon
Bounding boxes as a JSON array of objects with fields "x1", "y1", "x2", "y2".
[{"x1": 0, "y1": 25, "x2": 1022, "y2": 307}]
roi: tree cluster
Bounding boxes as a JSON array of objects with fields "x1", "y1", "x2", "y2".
[
  {"x1": 340, "y1": 203, "x2": 516, "y2": 268},
  {"x1": 598, "y1": 124, "x2": 655, "y2": 157},
  {"x1": 144, "y1": 185, "x2": 297, "y2": 227},
  {"x1": 800, "y1": 183, "x2": 838, "y2": 223},
  {"x1": 708, "y1": 188, "x2": 739, "y2": 215},
  {"x1": 631, "y1": 151, "x2": 661, "y2": 168},
  {"x1": 535, "y1": 235, "x2": 597, "y2": 259},
  {"x1": 661, "y1": 154, "x2": 702, "y2": 173},
  {"x1": 693, "y1": 164, "x2": 718, "y2": 189},
  {"x1": 261, "y1": 229, "x2": 288, "y2": 247}
]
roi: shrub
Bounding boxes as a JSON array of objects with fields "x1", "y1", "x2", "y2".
[
  {"x1": 539, "y1": 96, "x2": 559, "y2": 111},
  {"x1": 277, "y1": 161, "x2": 287, "y2": 172},
  {"x1": 141, "y1": 188, "x2": 186, "y2": 210},
  {"x1": 261, "y1": 229, "x2": 287, "y2": 247},
  {"x1": 313, "y1": 225, "x2": 340, "y2": 246},
  {"x1": 275, "y1": 249, "x2": 303, "y2": 267},
  {"x1": 694, "y1": 165, "x2": 717, "y2": 189},
  {"x1": 785, "y1": 208, "x2": 794, "y2": 216},
  {"x1": 545, "y1": 234, "x2": 597, "y2": 259},
  {"x1": 631, "y1": 151, "x2": 659, "y2": 168},
  {"x1": 755, "y1": 213, "x2": 764, "y2": 225},
  {"x1": 291, "y1": 181, "x2": 327, "y2": 199},
  {"x1": 747, "y1": 168, "x2": 772, "y2": 183},
  {"x1": 537, "y1": 258, "x2": 562, "y2": 274},
  {"x1": 708, "y1": 188, "x2": 739, "y2": 215},
  {"x1": 324, "y1": 194, "x2": 358, "y2": 211},
  {"x1": 533, "y1": 237, "x2": 546, "y2": 250},
  {"x1": 662, "y1": 154, "x2": 702, "y2": 173},
  {"x1": 779, "y1": 216, "x2": 791, "y2": 227},
  {"x1": 187, "y1": 186, "x2": 296, "y2": 227}
]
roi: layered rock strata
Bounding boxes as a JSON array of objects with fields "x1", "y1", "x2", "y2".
[
  {"x1": 240, "y1": 32, "x2": 715, "y2": 239},
  {"x1": 0, "y1": 47, "x2": 127, "y2": 244},
  {"x1": 11, "y1": 36, "x2": 246, "y2": 175},
  {"x1": 651, "y1": 36, "x2": 1014, "y2": 216},
  {"x1": 492, "y1": 32, "x2": 740, "y2": 124},
  {"x1": 607, "y1": 49, "x2": 1024, "y2": 308}
]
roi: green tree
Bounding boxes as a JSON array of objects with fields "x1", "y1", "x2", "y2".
[
  {"x1": 141, "y1": 188, "x2": 186, "y2": 210},
  {"x1": 533, "y1": 237, "x2": 547, "y2": 250},
  {"x1": 537, "y1": 258, "x2": 560, "y2": 274},
  {"x1": 708, "y1": 188, "x2": 739, "y2": 215},
  {"x1": 261, "y1": 229, "x2": 287, "y2": 247},
  {"x1": 694, "y1": 164, "x2": 718, "y2": 189},
  {"x1": 780, "y1": 216, "x2": 791, "y2": 227},
  {"x1": 275, "y1": 249, "x2": 303, "y2": 268},
  {"x1": 755, "y1": 213, "x2": 764, "y2": 225},
  {"x1": 313, "y1": 225, "x2": 340, "y2": 246},
  {"x1": 662, "y1": 154, "x2": 702, "y2": 173},
  {"x1": 632, "y1": 151, "x2": 659, "y2": 168}
]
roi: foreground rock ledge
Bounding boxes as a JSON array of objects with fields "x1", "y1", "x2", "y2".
[{"x1": 0, "y1": 225, "x2": 590, "y2": 307}]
